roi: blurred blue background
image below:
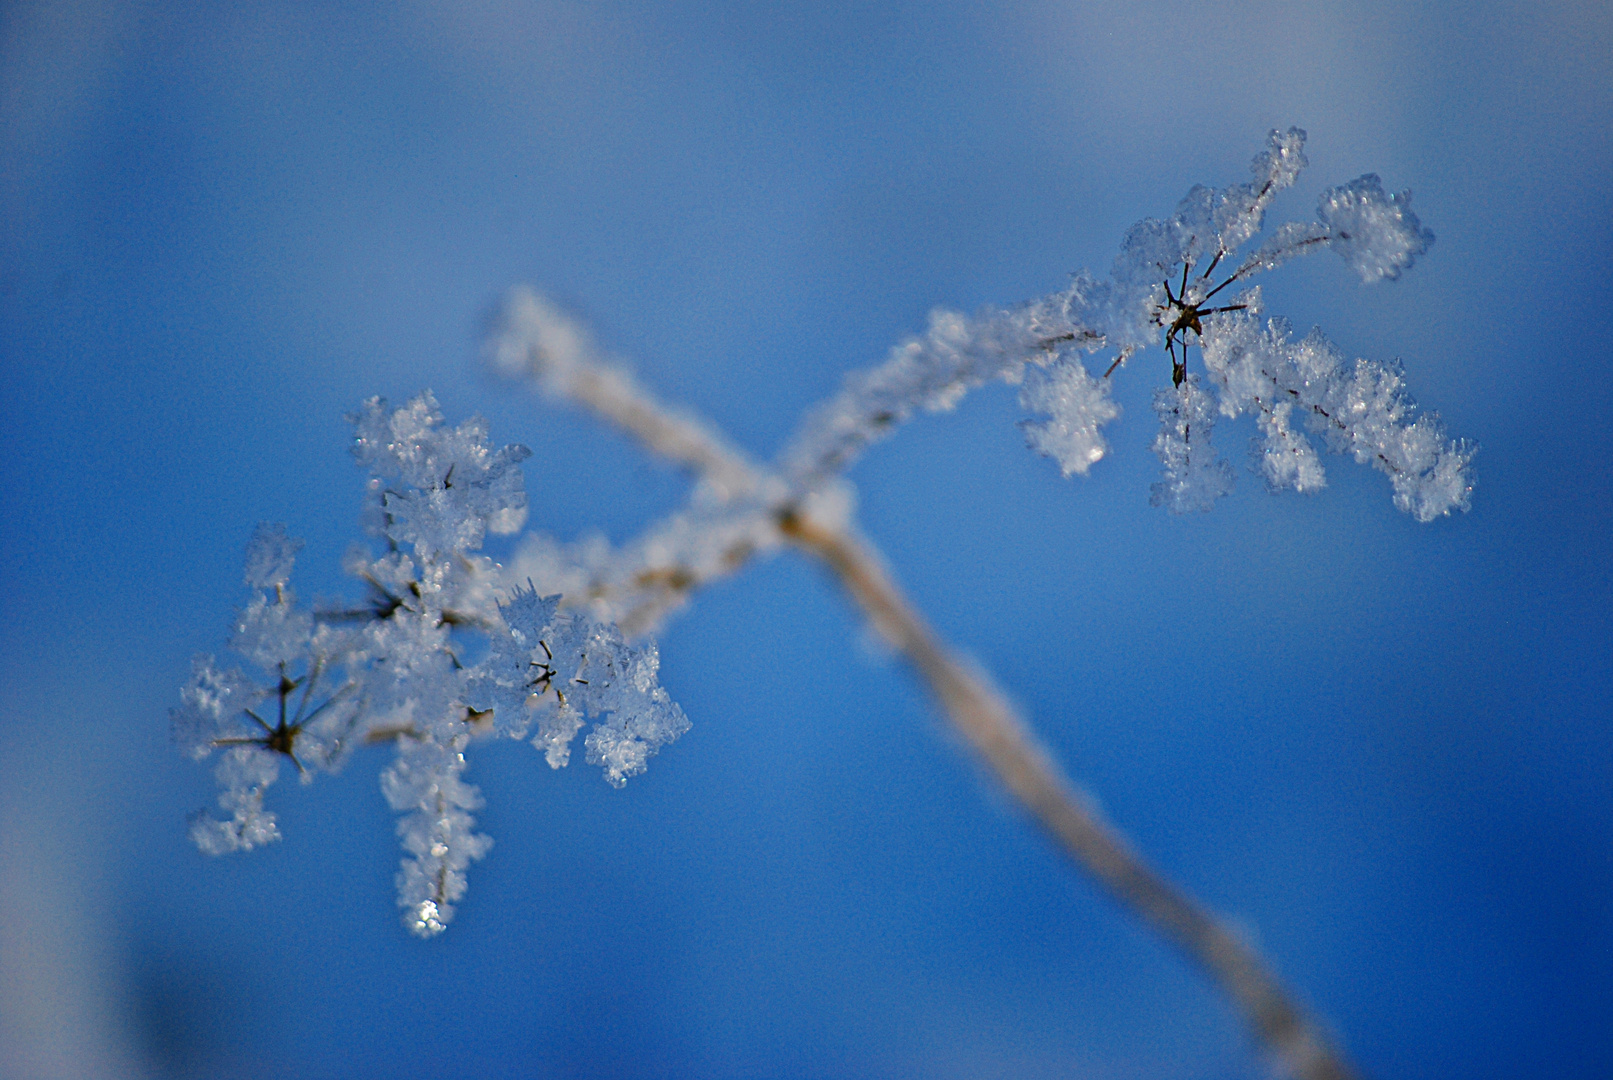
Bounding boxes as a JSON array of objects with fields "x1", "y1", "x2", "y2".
[{"x1": 2, "y1": 2, "x2": 1609, "y2": 1077}]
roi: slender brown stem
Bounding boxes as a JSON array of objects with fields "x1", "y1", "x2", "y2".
[
  {"x1": 777, "y1": 509, "x2": 1360, "y2": 1080},
  {"x1": 562, "y1": 365, "x2": 764, "y2": 499}
]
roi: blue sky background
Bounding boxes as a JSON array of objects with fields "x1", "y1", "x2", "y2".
[{"x1": 2, "y1": 2, "x2": 1609, "y2": 1078}]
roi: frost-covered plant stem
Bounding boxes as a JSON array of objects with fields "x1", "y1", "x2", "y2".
[
  {"x1": 488, "y1": 289, "x2": 767, "y2": 502},
  {"x1": 182, "y1": 131, "x2": 1473, "y2": 1079},
  {"x1": 508, "y1": 339, "x2": 1362, "y2": 1075},
  {"x1": 492, "y1": 284, "x2": 1361, "y2": 1080},
  {"x1": 777, "y1": 509, "x2": 1354, "y2": 1080}
]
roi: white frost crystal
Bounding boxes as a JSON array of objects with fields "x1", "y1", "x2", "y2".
[
  {"x1": 242, "y1": 522, "x2": 303, "y2": 589},
  {"x1": 1316, "y1": 175, "x2": 1434, "y2": 282}
]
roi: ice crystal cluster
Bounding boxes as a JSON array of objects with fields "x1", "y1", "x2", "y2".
[
  {"x1": 173, "y1": 395, "x2": 688, "y2": 936},
  {"x1": 177, "y1": 130, "x2": 1473, "y2": 938}
]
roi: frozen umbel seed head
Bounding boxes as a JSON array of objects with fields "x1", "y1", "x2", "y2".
[
  {"x1": 174, "y1": 396, "x2": 690, "y2": 935},
  {"x1": 773, "y1": 128, "x2": 1468, "y2": 519}
]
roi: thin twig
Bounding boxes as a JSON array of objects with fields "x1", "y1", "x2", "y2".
[
  {"x1": 559, "y1": 363, "x2": 765, "y2": 499},
  {"x1": 777, "y1": 508, "x2": 1359, "y2": 1080},
  {"x1": 490, "y1": 286, "x2": 765, "y2": 500}
]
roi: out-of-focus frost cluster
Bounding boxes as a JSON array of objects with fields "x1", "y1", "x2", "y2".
[{"x1": 173, "y1": 396, "x2": 689, "y2": 935}]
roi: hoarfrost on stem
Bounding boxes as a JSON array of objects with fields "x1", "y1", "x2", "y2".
[
  {"x1": 1200, "y1": 312, "x2": 1475, "y2": 520},
  {"x1": 383, "y1": 735, "x2": 492, "y2": 938}
]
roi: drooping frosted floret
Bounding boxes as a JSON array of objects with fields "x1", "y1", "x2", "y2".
[
  {"x1": 1150, "y1": 377, "x2": 1234, "y2": 513},
  {"x1": 1031, "y1": 129, "x2": 1464, "y2": 520},
  {"x1": 1315, "y1": 175, "x2": 1434, "y2": 282},
  {"x1": 1198, "y1": 312, "x2": 1475, "y2": 518},
  {"x1": 350, "y1": 392, "x2": 532, "y2": 559},
  {"x1": 1322, "y1": 356, "x2": 1475, "y2": 521},
  {"x1": 1019, "y1": 357, "x2": 1121, "y2": 477},
  {"x1": 242, "y1": 522, "x2": 303, "y2": 590},
  {"x1": 188, "y1": 747, "x2": 283, "y2": 854},
  {"x1": 473, "y1": 581, "x2": 691, "y2": 781},
  {"x1": 381, "y1": 736, "x2": 493, "y2": 937}
]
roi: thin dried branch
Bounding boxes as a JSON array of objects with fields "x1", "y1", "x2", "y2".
[
  {"x1": 777, "y1": 508, "x2": 1358, "y2": 1080},
  {"x1": 486, "y1": 287, "x2": 766, "y2": 501}
]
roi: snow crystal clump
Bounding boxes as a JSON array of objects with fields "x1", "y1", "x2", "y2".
[
  {"x1": 242, "y1": 522, "x2": 303, "y2": 590},
  {"x1": 188, "y1": 748, "x2": 283, "y2": 854},
  {"x1": 1316, "y1": 175, "x2": 1434, "y2": 282}
]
